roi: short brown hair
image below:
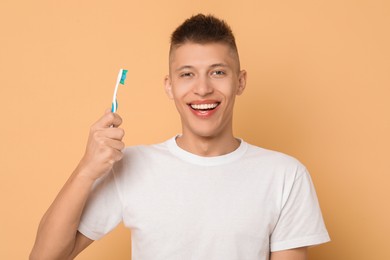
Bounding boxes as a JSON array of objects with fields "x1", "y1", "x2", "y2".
[{"x1": 170, "y1": 14, "x2": 238, "y2": 55}]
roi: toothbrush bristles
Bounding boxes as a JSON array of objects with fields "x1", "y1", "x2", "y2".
[{"x1": 120, "y1": 70, "x2": 128, "y2": 84}]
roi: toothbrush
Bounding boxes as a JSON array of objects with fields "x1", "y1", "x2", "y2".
[{"x1": 111, "y1": 69, "x2": 128, "y2": 113}]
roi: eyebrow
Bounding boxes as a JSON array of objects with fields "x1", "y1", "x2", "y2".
[
  {"x1": 175, "y1": 65, "x2": 193, "y2": 72},
  {"x1": 210, "y1": 63, "x2": 229, "y2": 68},
  {"x1": 175, "y1": 63, "x2": 229, "y2": 72}
]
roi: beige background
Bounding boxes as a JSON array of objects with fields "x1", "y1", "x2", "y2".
[{"x1": 1, "y1": 0, "x2": 389, "y2": 259}]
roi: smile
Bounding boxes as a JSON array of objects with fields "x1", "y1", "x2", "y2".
[{"x1": 189, "y1": 102, "x2": 220, "y2": 111}]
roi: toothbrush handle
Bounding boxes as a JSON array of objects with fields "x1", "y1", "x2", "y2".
[
  {"x1": 111, "y1": 69, "x2": 123, "y2": 113},
  {"x1": 111, "y1": 100, "x2": 118, "y2": 113}
]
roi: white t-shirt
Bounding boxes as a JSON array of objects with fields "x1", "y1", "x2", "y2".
[{"x1": 79, "y1": 137, "x2": 330, "y2": 260}]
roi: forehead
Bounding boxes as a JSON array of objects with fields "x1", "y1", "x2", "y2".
[{"x1": 169, "y1": 42, "x2": 239, "y2": 71}]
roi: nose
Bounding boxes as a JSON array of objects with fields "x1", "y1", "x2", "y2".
[{"x1": 193, "y1": 76, "x2": 213, "y2": 96}]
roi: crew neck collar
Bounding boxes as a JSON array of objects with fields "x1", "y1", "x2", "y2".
[{"x1": 166, "y1": 135, "x2": 247, "y2": 166}]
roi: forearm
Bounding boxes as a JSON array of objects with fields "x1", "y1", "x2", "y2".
[
  {"x1": 270, "y1": 247, "x2": 308, "y2": 260},
  {"x1": 30, "y1": 168, "x2": 95, "y2": 260},
  {"x1": 30, "y1": 110, "x2": 124, "y2": 259}
]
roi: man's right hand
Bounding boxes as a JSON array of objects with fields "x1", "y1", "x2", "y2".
[
  {"x1": 77, "y1": 109, "x2": 125, "y2": 181},
  {"x1": 30, "y1": 109, "x2": 126, "y2": 260}
]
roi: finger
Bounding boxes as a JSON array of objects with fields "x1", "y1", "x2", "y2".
[
  {"x1": 105, "y1": 108, "x2": 123, "y2": 128},
  {"x1": 104, "y1": 112, "x2": 122, "y2": 128},
  {"x1": 109, "y1": 149, "x2": 124, "y2": 164},
  {"x1": 103, "y1": 127, "x2": 125, "y2": 141},
  {"x1": 106, "y1": 139, "x2": 125, "y2": 151},
  {"x1": 109, "y1": 113, "x2": 122, "y2": 128},
  {"x1": 93, "y1": 111, "x2": 123, "y2": 129}
]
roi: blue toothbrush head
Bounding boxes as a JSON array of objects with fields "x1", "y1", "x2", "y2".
[
  {"x1": 120, "y1": 69, "x2": 128, "y2": 84},
  {"x1": 111, "y1": 69, "x2": 128, "y2": 113}
]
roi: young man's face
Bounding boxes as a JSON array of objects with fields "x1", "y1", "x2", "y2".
[{"x1": 165, "y1": 42, "x2": 246, "y2": 140}]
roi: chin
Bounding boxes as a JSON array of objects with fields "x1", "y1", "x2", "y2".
[{"x1": 187, "y1": 128, "x2": 222, "y2": 139}]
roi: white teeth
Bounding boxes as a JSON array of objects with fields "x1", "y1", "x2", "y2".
[{"x1": 190, "y1": 103, "x2": 219, "y2": 110}]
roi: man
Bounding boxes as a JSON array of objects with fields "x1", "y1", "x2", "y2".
[{"x1": 30, "y1": 14, "x2": 330, "y2": 260}]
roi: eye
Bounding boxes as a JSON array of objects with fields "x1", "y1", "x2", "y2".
[
  {"x1": 180, "y1": 72, "x2": 194, "y2": 78},
  {"x1": 211, "y1": 70, "x2": 226, "y2": 77}
]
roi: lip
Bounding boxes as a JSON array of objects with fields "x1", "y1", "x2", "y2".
[{"x1": 187, "y1": 100, "x2": 221, "y2": 118}]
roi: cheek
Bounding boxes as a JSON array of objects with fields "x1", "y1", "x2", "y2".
[
  {"x1": 171, "y1": 81, "x2": 193, "y2": 98},
  {"x1": 171, "y1": 88, "x2": 188, "y2": 109},
  {"x1": 171, "y1": 89, "x2": 184, "y2": 102},
  {"x1": 217, "y1": 82, "x2": 239, "y2": 99}
]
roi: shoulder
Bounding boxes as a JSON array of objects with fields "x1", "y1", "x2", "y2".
[
  {"x1": 123, "y1": 139, "x2": 171, "y2": 157},
  {"x1": 118, "y1": 138, "x2": 174, "y2": 167},
  {"x1": 112, "y1": 139, "x2": 173, "y2": 182},
  {"x1": 244, "y1": 141, "x2": 306, "y2": 171},
  {"x1": 240, "y1": 141, "x2": 311, "y2": 186}
]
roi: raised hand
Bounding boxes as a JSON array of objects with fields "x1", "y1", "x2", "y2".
[{"x1": 77, "y1": 109, "x2": 125, "y2": 181}]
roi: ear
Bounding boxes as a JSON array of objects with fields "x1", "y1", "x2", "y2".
[
  {"x1": 236, "y1": 70, "x2": 247, "y2": 96},
  {"x1": 164, "y1": 75, "x2": 174, "y2": 99}
]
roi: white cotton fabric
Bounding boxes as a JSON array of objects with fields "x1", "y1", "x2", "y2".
[{"x1": 79, "y1": 136, "x2": 330, "y2": 260}]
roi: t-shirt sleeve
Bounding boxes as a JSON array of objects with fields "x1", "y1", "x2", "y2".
[
  {"x1": 270, "y1": 166, "x2": 330, "y2": 251},
  {"x1": 78, "y1": 170, "x2": 123, "y2": 240}
]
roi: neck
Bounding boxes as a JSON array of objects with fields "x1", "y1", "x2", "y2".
[{"x1": 175, "y1": 132, "x2": 240, "y2": 157}]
